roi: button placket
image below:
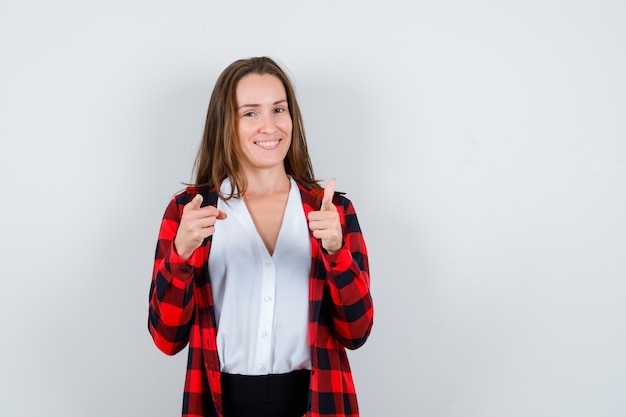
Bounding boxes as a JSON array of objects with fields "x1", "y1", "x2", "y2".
[{"x1": 255, "y1": 256, "x2": 276, "y2": 373}]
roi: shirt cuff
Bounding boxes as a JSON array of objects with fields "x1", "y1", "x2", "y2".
[
  {"x1": 166, "y1": 241, "x2": 195, "y2": 285},
  {"x1": 321, "y1": 244, "x2": 352, "y2": 272}
]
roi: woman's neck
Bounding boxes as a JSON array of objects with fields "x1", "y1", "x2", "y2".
[{"x1": 242, "y1": 166, "x2": 291, "y2": 196}]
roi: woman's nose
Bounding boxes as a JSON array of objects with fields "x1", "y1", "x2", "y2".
[{"x1": 258, "y1": 115, "x2": 276, "y2": 133}]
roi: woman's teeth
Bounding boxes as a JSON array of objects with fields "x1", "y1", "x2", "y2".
[{"x1": 256, "y1": 140, "x2": 279, "y2": 148}]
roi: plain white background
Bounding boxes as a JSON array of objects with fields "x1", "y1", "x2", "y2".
[{"x1": 1, "y1": 1, "x2": 625, "y2": 416}]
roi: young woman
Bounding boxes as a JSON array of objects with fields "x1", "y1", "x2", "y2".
[{"x1": 148, "y1": 56, "x2": 373, "y2": 417}]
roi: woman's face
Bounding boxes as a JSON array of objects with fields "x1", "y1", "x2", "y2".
[{"x1": 235, "y1": 73, "x2": 293, "y2": 173}]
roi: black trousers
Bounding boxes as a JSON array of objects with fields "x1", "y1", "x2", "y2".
[{"x1": 221, "y1": 369, "x2": 310, "y2": 417}]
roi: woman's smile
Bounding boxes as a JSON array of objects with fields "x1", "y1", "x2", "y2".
[{"x1": 255, "y1": 139, "x2": 281, "y2": 149}]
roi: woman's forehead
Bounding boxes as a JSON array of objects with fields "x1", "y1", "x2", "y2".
[{"x1": 236, "y1": 73, "x2": 287, "y2": 105}]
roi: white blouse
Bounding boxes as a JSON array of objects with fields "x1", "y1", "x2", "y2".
[{"x1": 208, "y1": 177, "x2": 312, "y2": 375}]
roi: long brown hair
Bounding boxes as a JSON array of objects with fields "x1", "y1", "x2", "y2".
[{"x1": 192, "y1": 56, "x2": 319, "y2": 199}]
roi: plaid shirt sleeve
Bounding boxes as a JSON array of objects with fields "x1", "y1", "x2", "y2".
[
  {"x1": 149, "y1": 189, "x2": 222, "y2": 417},
  {"x1": 301, "y1": 184, "x2": 373, "y2": 417},
  {"x1": 148, "y1": 192, "x2": 197, "y2": 355},
  {"x1": 317, "y1": 193, "x2": 373, "y2": 350}
]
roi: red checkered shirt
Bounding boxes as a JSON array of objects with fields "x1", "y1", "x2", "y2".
[{"x1": 148, "y1": 181, "x2": 373, "y2": 417}]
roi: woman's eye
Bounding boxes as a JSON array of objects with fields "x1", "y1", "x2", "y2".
[
  {"x1": 243, "y1": 111, "x2": 256, "y2": 117},
  {"x1": 274, "y1": 107, "x2": 285, "y2": 114}
]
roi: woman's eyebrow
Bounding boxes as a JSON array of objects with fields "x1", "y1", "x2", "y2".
[{"x1": 238, "y1": 99, "x2": 287, "y2": 110}]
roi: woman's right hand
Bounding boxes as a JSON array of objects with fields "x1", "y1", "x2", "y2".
[{"x1": 174, "y1": 194, "x2": 227, "y2": 260}]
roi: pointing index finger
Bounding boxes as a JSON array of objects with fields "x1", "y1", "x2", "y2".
[{"x1": 322, "y1": 178, "x2": 336, "y2": 209}]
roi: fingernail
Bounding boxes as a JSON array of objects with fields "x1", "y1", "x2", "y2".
[{"x1": 194, "y1": 194, "x2": 201, "y2": 201}]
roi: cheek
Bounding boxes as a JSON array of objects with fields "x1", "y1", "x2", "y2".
[
  {"x1": 279, "y1": 118, "x2": 293, "y2": 134},
  {"x1": 237, "y1": 120, "x2": 254, "y2": 137}
]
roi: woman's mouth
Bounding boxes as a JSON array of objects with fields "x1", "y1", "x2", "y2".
[{"x1": 255, "y1": 139, "x2": 280, "y2": 149}]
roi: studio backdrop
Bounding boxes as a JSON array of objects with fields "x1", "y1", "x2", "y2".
[{"x1": 1, "y1": 1, "x2": 625, "y2": 416}]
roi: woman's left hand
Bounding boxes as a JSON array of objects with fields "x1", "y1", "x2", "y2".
[{"x1": 307, "y1": 179, "x2": 343, "y2": 254}]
